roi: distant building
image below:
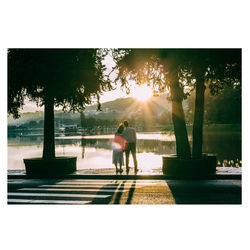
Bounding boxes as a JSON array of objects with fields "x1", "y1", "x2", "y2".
[{"x1": 59, "y1": 124, "x2": 78, "y2": 133}]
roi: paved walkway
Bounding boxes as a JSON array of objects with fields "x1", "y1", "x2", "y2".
[
  {"x1": 8, "y1": 166, "x2": 242, "y2": 177},
  {"x1": 8, "y1": 178, "x2": 241, "y2": 204}
]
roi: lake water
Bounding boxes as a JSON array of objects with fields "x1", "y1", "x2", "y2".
[{"x1": 8, "y1": 131, "x2": 242, "y2": 172}]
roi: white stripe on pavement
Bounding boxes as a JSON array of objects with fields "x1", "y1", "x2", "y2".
[
  {"x1": 44, "y1": 181, "x2": 156, "y2": 185},
  {"x1": 19, "y1": 188, "x2": 128, "y2": 193},
  {"x1": 8, "y1": 199, "x2": 91, "y2": 204},
  {"x1": 8, "y1": 192, "x2": 110, "y2": 199},
  {"x1": 39, "y1": 185, "x2": 122, "y2": 188},
  {"x1": 8, "y1": 180, "x2": 25, "y2": 184},
  {"x1": 62, "y1": 180, "x2": 155, "y2": 183},
  {"x1": 63, "y1": 180, "x2": 118, "y2": 183}
]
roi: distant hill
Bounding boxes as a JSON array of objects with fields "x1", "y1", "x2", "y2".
[
  {"x1": 87, "y1": 95, "x2": 171, "y2": 112},
  {"x1": 86, "y1": 97, "x2": 140, "y2": 111},
  {"x1": 8, "y1": 95, "x2": 172, "y2": 125},
  {"x1": 8, "y1": 111, "x2": 44, "y2": 125},
  {"x1": 84, "y1": 95, "x2": 172, "y2": 119}
]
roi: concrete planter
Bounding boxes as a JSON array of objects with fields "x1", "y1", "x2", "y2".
[
  {"x1": 24, "y1": 157, "x2": 77, "y2": 176},
  {"x1": 162, "y1": 154, "x2": 217, "y2": 177}
]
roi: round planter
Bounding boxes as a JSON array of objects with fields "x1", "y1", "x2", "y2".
[
  {"x1": 24, "y1": 157, "x2": 77, "y2": 176},
  {"x1": 162, "y1": 154, "x2": 217, "y2": 177}
]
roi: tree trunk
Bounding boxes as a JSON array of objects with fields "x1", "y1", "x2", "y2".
[
  {"x1": 192, "y1": 76, "x2": 205, "y2": 158},
  {"x1": 171, "y1": 84, "x2": 191, "y2": 159},
  {"x1": 42, "y1": 94, "x2": 55, "y2": 159}
]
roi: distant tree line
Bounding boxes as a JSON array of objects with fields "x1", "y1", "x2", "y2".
[{"x1": 185, "y1": 84, "x2": 241, "y2": 124}]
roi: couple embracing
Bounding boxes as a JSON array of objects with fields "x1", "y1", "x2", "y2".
[{"x1": 112, "y1": 121, "x2": 138, "y2": 174}]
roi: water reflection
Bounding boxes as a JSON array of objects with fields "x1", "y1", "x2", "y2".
[{"x1": 8, "y1": 132, "x2": 241, "y2": 170}]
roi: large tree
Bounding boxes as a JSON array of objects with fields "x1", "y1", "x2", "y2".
[
  {"x1": 8, "y1": 49, "x2": 112, "y2": 160},
  {"x1": 189, "y1": 49, "x2": 241, "y2": 157},
  {"x1": 112, "y1": 48, "x2": 241, "y2": 159}
]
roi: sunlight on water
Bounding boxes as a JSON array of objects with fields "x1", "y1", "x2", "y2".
[
  {"x1": 8, "y1": 131, "x2": 241, "y2": 171},
  {"x1": 8, "y1": 144, "x2": 162, "y2": 171},
  {"x1": 55, "y1": 132, "x2": 176, "y2": 141}
]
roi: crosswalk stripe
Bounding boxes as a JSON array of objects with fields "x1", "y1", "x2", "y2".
[
  {"x1": 19, "y1": 188, "x2": 128, "y2": 193},
  {"x1": 63, "y1": 180, "x2": 118, "y2": 183},
  {"x1": 39, "y1": 185, "x2": 122, "y2": 188},
  {"x1": 8, "y1": 180, "x2": 24, "y2": 184},
  {"x1": 8, "y1": 199, "x2": 91, "y2": 204},
  {"x1": 43, "y1": 181, "x2": 156, "y2": 185},
  {"x1": 63, "y1": 180, "x2": 155, "y2": 183},
  {"x1": 8, "y1": 192, "x2": 110, "y2": 199},
  {"x1": 55, "y1": 182, "x2": 121, "y2": 185}
]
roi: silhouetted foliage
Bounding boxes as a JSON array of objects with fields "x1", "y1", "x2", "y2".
[
  {"x1": 8, "y1": 49, "x2": 111, "y2": 118},
  {"x1": 112, "y1": 49, "x2": 241, "y2": 104}
]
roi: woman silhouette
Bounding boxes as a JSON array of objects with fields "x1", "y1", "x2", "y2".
[{"x1": 112, "y1": 124, "x2": 125, "y2": 173}]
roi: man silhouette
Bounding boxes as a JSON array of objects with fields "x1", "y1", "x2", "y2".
[{"x1": 122, "y1": 120, "x2": 138, "y2": 173}]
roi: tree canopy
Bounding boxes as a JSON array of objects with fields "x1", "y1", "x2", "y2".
[
  {"x1": 112, "y1": 48, "x2": 241, "y2": 100},
  {"x1": 8, "y1": 49, "x2": 112, "y2": 118}
]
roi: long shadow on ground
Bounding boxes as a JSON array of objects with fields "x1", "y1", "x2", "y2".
[
  {"x1": 166, "y1": 179, "x2": 242, "y2": 204},
  {"x1": 92, "y1": 180, "x2": 136, "y2": 204},
  {"x1": 91, "y1": 181, "x2": 126, "y2": 204},
  {"x1": 125, "y1": 180, "x2": 136, "y2": 204}
]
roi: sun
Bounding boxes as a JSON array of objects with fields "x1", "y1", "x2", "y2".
[{"x1": 131, "y1": 85, "x2": 153, "y2": 102}]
